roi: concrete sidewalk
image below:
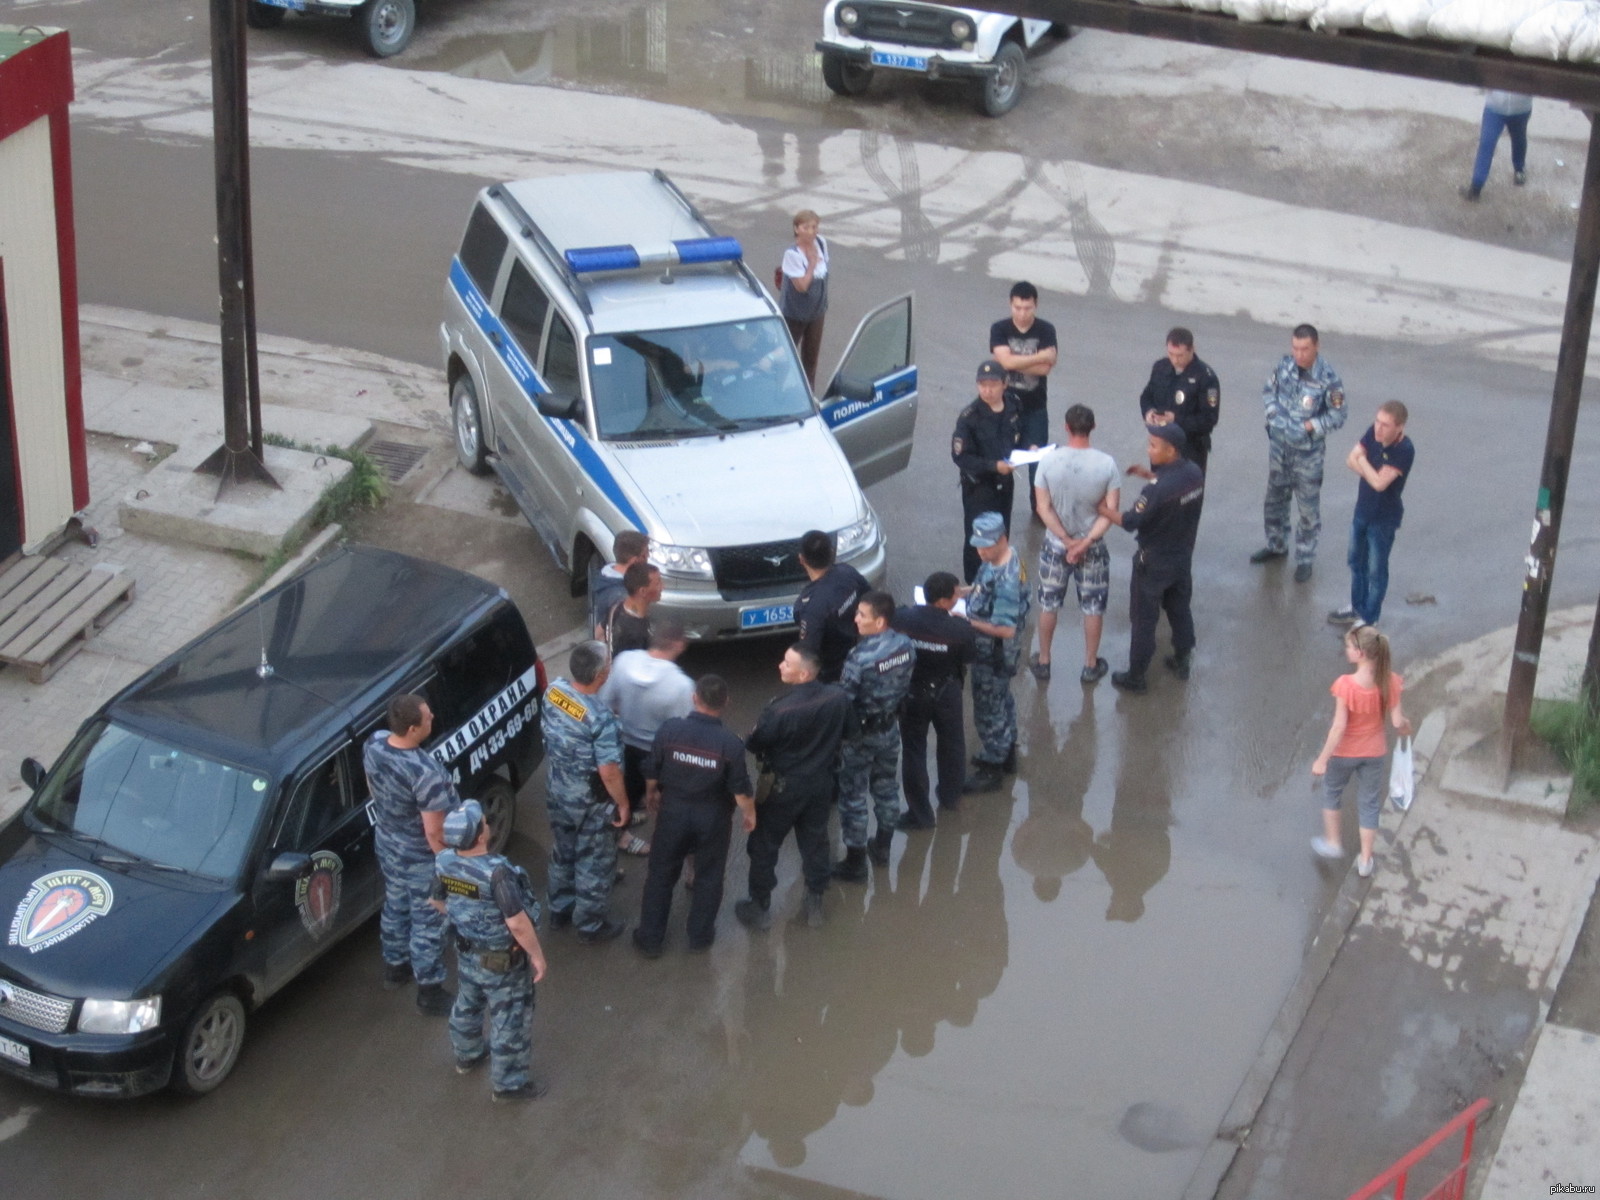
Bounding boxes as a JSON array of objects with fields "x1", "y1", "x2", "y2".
[
  {"x1": 0, "y1": 305, "x2": 450, "y2": 826},
  {"x1": 1210, "y1": 609, "x2": 1600, "y2": 1200},
  {"x1": 4, "y1": 308, "x2": 1598, "y2": 1198}
]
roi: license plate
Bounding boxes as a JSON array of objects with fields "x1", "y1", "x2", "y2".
[
  {"x1": 740, "y1": 604, "x2": 795, "y2": 630},
  {"x1": 0, "y1": 1035, "x2": 30, "y2": 1067},
  {"x1": 870, "y1": 50, "x2": 928, "y2": 71}
]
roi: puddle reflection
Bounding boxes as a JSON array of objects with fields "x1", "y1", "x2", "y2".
[{"x1": 737, "y1": 789, "x2": 1015, "y2": 1168}]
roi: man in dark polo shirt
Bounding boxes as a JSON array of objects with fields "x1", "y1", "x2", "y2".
[
  {"x1": 633, "y1": 674, "x2": 755, "y2": 958},
  {"x1": 1328, "y1": 400, "x2": 1416, "y2": 628}
]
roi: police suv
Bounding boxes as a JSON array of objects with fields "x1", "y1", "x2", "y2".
[
  {"x1": 817, "y1": 2, "x2": 1058, "y2": 116},
  {"x1": 440, "y1": 169, "x2": 919, "y2": 641},
  {"x1": 0, "y1": 546, "x2": 544, "y2": 1097},
  {"x1": 246, "y1": 0, "x2": 415, "y2": 59}
]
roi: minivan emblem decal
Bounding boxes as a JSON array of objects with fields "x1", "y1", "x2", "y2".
[
  {"x1": 763, "y1": 554, "x2": 789, "y2": 567},
  {"x1": 295, "y1": 851, "x2": 343, "y2": 941},
  {"x1": 8, "y1": 870, "x2": 115, "y2": 953}
]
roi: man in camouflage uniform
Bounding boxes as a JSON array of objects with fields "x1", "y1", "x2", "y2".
[
  {"x1": 434, "y1": 800, "x2": 548, "y2": 1102},
  {"x1": 363, "y1": 693, "x2": 457, "y2": 1016},
  {"x1": 963, "y1": 511, "x2": 1030, "y2": 794},
  {"x1": 833, "y1": 590, "x2": 915, "y2": 881},
  {"x1": 1252, "y1": 323, "x2": 1347, "y2": 583},
  {"x1": 541, "y1": 640, "x2": 631, "y2": 944}
]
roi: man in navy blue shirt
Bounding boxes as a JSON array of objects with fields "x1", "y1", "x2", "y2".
[{"x1": 1329, "y1": 401, "x2": 1415, "y2": 627}]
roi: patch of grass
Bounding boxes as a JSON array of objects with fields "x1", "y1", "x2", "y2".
[
  {"x1": 1531, "y1": 692, "x2": 1600, "y2": 815},
  {"x1": 230, "y1": 437, "x2": 386, "y2": 603}
]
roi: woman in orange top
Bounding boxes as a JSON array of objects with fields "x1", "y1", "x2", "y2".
[{"x1": 1310, "y1": 624, "x2": 1413, "y2": 877}]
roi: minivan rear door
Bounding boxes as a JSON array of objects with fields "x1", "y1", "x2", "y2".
[{"x1": 817, "y1": 294, "x2": 917, "y2": 489}]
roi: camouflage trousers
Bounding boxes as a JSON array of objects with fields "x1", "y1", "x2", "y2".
[
  {"x1": 838, "y1": 727, "x2": 903, "y2": 847},
  {"x1": 971, "y1": 658, "x2": 1018, "y2": 765},
  {"x1": 375, "y1": 839, "x2": 447, "y2": 987},
  {"x1": 450, "y1": 953, "x2": 534, "y2": 1091},
  {"x1": 547, "y1": 798, "x2": 618, "y2": 934},
  {"x1": 1263, "y1": 439, "x2": 1325, "y2": 566}
]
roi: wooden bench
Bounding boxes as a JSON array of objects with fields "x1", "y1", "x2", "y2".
[{"x1": 0, "y1": 558, "x2": 137, "y2": 683}]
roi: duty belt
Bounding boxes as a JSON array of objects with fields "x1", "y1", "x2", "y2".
[
  {"x1": 455, "y1": 937, "x2": 526, "y2": 973},
  {"x1": 857, "y1": 712, "x2": 899, "y2": 735}
]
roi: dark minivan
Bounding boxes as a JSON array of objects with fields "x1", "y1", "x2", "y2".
[{"x1": 0, "y1": 546, "x2": 544, "y2": 1098}]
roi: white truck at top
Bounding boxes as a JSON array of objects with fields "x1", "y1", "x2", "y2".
[{"x1": 816, "y1": 2, "x2": 1059, "y2": 117}]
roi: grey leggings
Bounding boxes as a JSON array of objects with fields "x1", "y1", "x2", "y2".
[{"x1": 1321, "y1": 755, "x2": 1386, "y2": 830}]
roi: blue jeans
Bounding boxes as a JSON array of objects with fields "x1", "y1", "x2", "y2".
[
  {"x1": 1471, "y1": 108, "x2": 1529, "y2": 190},
  {"x1": 1348, "y1": 517, "x2": 1398, "y2": 625}
]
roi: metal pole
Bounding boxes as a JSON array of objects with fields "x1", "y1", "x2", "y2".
[
  {"x1": 1583, "y1": 589, "x2": 1600, "y2": 715},
  {"x1": 1501, "y1": 114, "x2": 1600, "y2": 767},
  {"x1": 195, "y1": 0, "x2": 277, "y2": 493}
]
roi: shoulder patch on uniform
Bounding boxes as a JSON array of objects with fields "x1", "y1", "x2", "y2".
[
  {"x1": 546, "y1": 685, "x2": 588, "y2": 722},
  {"x1": 952, "y1": 437, "x2": 964, "y2": 456},
  {"x1": 1330, "y1": 389, "x2": 1345, "y2": 409},
  {"x1": 1206, "y1": 387, "x2": 1219, "y2": 407}
]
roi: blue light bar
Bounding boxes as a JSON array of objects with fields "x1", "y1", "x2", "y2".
[
  {"x1": 564, "y1": 237, "x2": 744, "y2": 275},
  {"x1": 564, "y1": 245, "x2": 641, "y2": 274}
]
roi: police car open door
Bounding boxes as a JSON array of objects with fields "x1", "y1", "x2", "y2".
[{"x1": 818, "y1": 294, "x2": 917, "y2": 489}]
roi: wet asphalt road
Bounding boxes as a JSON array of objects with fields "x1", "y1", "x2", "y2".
[{"x1": 7, "y1": 2, "x2": 1600, "y2": 1197}]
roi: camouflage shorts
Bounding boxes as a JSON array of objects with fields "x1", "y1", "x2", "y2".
[{"x1": 1037, "y1": 537, "x2": 1109, "y2": 616}]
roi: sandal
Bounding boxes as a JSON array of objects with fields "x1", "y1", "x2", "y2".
[{"x1": 618, "y1": 832, "x2": 652, "y2": 857}]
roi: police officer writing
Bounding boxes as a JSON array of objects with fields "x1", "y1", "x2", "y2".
[
  {"x1": 540, "y1": 640, "x2": 631, "y2": 944},
  {"x1": 362, "y1": 693, "x2": 458, "y2": 1016},
  {"x1": 1138, "y1": 327, "x2": 1220, "y2": 474},
  {"x1": 952, "y1": 359, "x2": 1021, "y2": 583},
  {"x1": 1252, "y1": 323, "x2": 1347, "y2": 583},
  {"x1": 962, "y1": 511, "x2": 1031, "y2": 793},
  {"x1": 735, "y1": 644, "x2": 852, "y2": 931},
  {"x1": 833, "y1": 591, "x2": 915, "y2": 880},
  {"x1": 1098, "y1": 424, "x2": 1205, "y2": 694},
  {"x1": 433, "y1": 800, "x2": 548, "y2": 1102},
  {"x1": 794, "y1": 529, "x2": 869, "y2": 684},
  {"x1": 633, "y1": 674, "x2": 756, "y2": 959},
  {"x1": 892, "y1": 572, "x2": 977, "y2": 827}
]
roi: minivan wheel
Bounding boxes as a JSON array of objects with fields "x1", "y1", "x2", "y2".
[
  {"x1": 246, "y1": 2, "x2": 286, "y2": 29},
  {"x1": 452, "y1": 374, "x2": 490, "y2": 476},
  {"x1": 978, "y1": 41, "x2": 1025, "y2": 117},
  {"x1": 478, "y1": 779, "x2": 517, "y2": 854},
  {"x1": 356, "y1": 0, "x2": 414, "y2": 58},
  {"x1": 171, "y1": 992, "x2": 246, "y2": 1097},
  {"x1": 821, "y1": 53, "x2": 874, "y2": 97}
]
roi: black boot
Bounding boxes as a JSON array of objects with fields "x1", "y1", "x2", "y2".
[
  {"x1": 1164, "y1": 652, "x2": 1191, "y2": 681},
  {"x1": 868, "y1": 828, "x2": 893, "y2": 866},
  {"x1": 1001, "y1": 742, "x2": 1018, "y2": 774},
  {"x1": 832, "y1": 846, "x2": 869, "y2": 883}
]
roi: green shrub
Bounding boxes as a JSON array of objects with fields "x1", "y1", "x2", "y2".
[{"x1": 1531, "y1": 695, "x2": 1600, "y2": 813}]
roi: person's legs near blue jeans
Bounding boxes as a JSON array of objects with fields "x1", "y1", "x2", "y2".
[
  {"x1": 1506, "y1": 111, "x2": 1531, "y2": 176},
  {"x1": 1348, "y1": 516, "x2": 1398, "y2": 625},
  {"x1": 1471, "y1": 108, "x2": 1509, "y2": 191}
]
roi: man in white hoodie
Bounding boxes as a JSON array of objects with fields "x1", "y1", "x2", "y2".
[{"x1": 600, "y1": 619, "x2": 694, "y2": 857}]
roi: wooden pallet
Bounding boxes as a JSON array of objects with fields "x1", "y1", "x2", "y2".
[{"x1": 0, "y1": 558, "x2": 136, "y2": 684}]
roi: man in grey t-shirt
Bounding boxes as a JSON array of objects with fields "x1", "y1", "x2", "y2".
[{"x1": 1031, "y1": 405, "x2": 1120, "y2": 685}]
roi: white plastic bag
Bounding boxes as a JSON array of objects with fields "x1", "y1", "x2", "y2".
[{"x1": 1389, "y1": 737, "x2": 1415, "y2": 811}]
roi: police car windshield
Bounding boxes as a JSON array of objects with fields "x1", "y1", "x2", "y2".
[
  {"x1": 28, "y1": 722, "x2": 270, "y2": 881},
  {"x1": 588, "y1": 318, "x2": 814, "y2": 440}
]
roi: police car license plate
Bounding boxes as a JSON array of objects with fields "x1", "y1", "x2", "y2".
[
  {"x1": 740, "y1": 604, "x2": 794, "y2": 630},
  {"x1": 0, "y1": 1035, "x2": 29, "y2": 1067},
  {"x1": 871, "y1": 50, "x2": 928, "y2": 71}
]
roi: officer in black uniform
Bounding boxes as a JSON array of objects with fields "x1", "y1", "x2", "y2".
[
  {"x1": 892, "y1": 570, "x2": 977, "y2": 828},
  {"x1": 952, "y1": 359, "x2": 1022, "y2": 583},
  {"x1": 1138, "y1": 327, "x2": 1221, "y2": 474},
  {"x1": 736, "y1": 644, "x2": 852, "y2": 931},
  {"x1": 1098, "y1": 424, "x2": 1205, "y2": 694},
  {"x1": 793, "y1": 529, "x2": 869, "y2": 683},
  {"x1": 633, "y1": 674, "x2": 756, "y2": 958}
]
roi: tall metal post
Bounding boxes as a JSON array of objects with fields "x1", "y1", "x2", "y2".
[
  {"x1": 1501, "y1": 115, "x2": 1600, "y2": 766},
  {"x1": 195, "y1": 0, "x2": 278, "y2": 493}
]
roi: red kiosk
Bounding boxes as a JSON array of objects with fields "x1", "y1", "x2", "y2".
[{"x1": 0, "y1": 26, "x2": 88, "y2": 563}]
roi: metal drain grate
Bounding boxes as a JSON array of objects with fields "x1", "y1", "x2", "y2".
[{"x1": 365, "y1": 440, "x2": 428, "y2": 482}]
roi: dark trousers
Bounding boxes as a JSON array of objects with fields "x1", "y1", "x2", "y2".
[
  {"x1": 622, "y1": 744, "x2": 649, "y2": 810},
  {"x1": 745, "y1": 779, "x2": 832, "y2": 904},
  {"x1": 786, "y1": 315, "x2": 826, "y2": 390},
  {"x1": 962, "y1": 481, "x2": 1014, "y2": 583},
  {"x1": 1017, "y1": 407, "x2": 1050, "y2": 507},
  {"x1": 900, "y1": 681, "x2": 966, "y2": 824},
  {"x1": 1127, "y1": 556, "x2": 1195, "y2": 679},
  {"x1": 637, "y1": 800, "x2": 734, "y2": 951}
]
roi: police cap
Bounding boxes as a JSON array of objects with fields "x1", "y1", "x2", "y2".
[
  {"x1": 1147, "y1": 422, "x2": 1189, "y2": 450},
  {"x1": 442, "y1": 800, "x2": 485, "y2": 849}
]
